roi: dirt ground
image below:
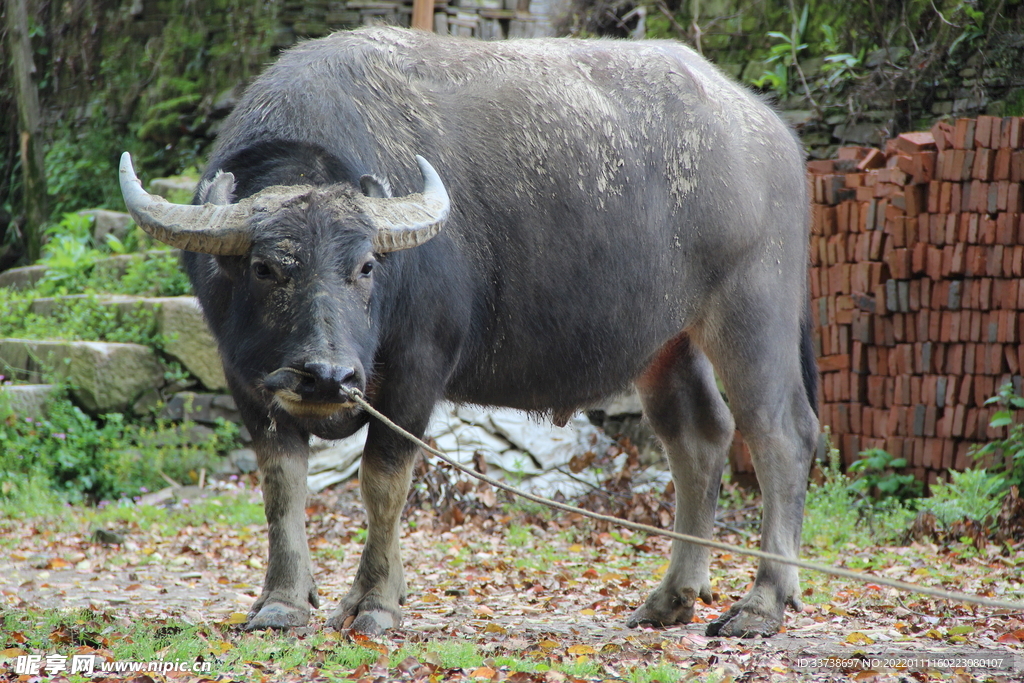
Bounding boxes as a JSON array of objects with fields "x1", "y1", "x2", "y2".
[{"x1": 1, "y1": 482, "x2": 1022, "y2": 682}]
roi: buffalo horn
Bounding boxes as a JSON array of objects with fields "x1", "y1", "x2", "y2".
[
  {"x1": 119, "y1": 152, "x2": 258, "y2": 256},
  {"x1": 363, "y1": 156, "x2": 450, "y2": 253}
]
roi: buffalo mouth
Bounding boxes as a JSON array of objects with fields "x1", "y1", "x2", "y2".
[{"x1": 262, "y1": 367, "x2": 360, "y2": 419}]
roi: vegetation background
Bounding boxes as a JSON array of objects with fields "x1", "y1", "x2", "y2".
[
  {"x1": 2, "y1": 3, "x2": 1024, "y2": 681},
  {"x1": 5, "y1": 0, "x2": 1024, "y2": 270}
]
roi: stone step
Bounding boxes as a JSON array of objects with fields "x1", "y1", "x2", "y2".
[
  {"x1": 0, "y1": 339, "x2": 165, "y2": 414},
  {"x1": 20, "y1": 294, "x2": 226, "y2": 391},
  {"x1": 0, "y1": 249, "x2": 181, "y2": 291},
  {"x1": 0, "y1": 383, "x2": 55, "y2": 421}
]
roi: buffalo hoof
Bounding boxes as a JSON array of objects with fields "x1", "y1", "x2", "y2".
[
  {"x1": 705, "y1": 597, "x2": 790, "y2": 638},
  {"x1": 627, "y1": 585, "x2": 710, "y2": 629},
  {"x1": 245, "y1": 600, "x2": 311, "y2": 631},
  {"x1": 326, "y1": 606, "x2": 401, "y2": 636}
]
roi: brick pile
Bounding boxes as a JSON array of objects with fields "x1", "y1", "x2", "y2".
[
  {"x1": 801, "y1": 116, "x2": 1024, "y2": 484},
  {"x1": 729, "y1": 116, "x2": 1024, "y2": 484}
]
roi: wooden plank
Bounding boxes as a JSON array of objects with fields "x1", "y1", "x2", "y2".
[{"x1": 411, "y1": 0, "x2": 435, "y2": 31}]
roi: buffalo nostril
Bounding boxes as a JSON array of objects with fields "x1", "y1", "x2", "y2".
[
  {"x1": 304, "y1": 362, "x2": 332, "y2": 382},
  {"x1": 337, "y1": 367, "x2": 359, "y2": 389},
  {"x1": 301, "y1": 362, "x2": 361, "y2": 400}
]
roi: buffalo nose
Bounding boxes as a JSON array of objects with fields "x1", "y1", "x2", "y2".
[{"x1": 301, "y1": 362, "x2": 361, "y2": 401}]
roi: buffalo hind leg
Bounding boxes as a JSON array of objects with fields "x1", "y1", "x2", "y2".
[
  {"x1": 627, "y1": 334, "x2": 735, "y2": 628},
  {"x1": 697, "y1": 302, "x2": 818, "y2": 638},
  {"x1": 326, "y1": 424, "x2": 416, "y2": 635},
  {"x1": 246, "y1": 430, "x2": 320, "y2": 630}
]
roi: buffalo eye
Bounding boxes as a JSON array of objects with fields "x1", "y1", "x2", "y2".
[
  {"x1": 359, "y1": 260, "x2": 374, "y2": 277},
  {"x1": 252, "y1": 261, "x2": 275, "y2": 280}
]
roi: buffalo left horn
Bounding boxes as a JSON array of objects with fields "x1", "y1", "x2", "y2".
[
  {"x1": 361, "y1": 155, "x2": 450, "y2": 253},
  {"x1": 119, "y1": 152, "x2": 309, "y2": 256}
]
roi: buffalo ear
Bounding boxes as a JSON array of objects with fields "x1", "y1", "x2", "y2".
[
  {"x1": 359, "y1": 174, "x2": 392, "y2": 199},
  {"x1": 199, "y1": 170, "x2": 237, "y2": 205}
]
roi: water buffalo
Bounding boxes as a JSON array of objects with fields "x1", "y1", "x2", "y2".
[{"x1": 118, "y1": 26, "x2": 818, "y2": 637}]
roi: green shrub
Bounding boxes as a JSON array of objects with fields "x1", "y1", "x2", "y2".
[
  {"x1": 803, "y1": 435, "x2": 915, "y2": 549},
  {"x1": 848, "y1": 448, "x2": 923, "y2": 502},
  {"x1": 0, "y1": 292, "x2": 162, "y2": 347},
  {"x1": 972, "y1": 383, "x2": 1024, "y2": 488},
  {"x1": 923, "y1": 469, "x2": 1008, "y2": 527},
  {"x1": 0, "y1": 386, "x2": 238, "y2": 505},
  {"x1": 44, "y1": 123, "x2": 130, "y2": 219}
]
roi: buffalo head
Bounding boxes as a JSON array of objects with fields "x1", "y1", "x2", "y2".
[{"x1": 119, "y1": 152, "x2": 449, "y2": 424}]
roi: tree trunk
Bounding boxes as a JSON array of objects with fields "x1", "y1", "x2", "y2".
[{"x1": 6, "y1": 0, "x2": 47, "y2": 263}]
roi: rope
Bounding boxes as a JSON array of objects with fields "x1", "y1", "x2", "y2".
[{"x1": 344, "y1": 388, "x2": 1024, "y2": 612}]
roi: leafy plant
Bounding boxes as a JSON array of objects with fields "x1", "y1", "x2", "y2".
[
  {"x1": 803, "y1": 434, "x2": 915, "y2": 549},
  {"x1": 818, "y1": 24, "x2": 865, "y2": 91},
  {"x1": 0, "y1": 291, "x2": 162, "y2": 348},
  {"x1": 44, "y1": 122, "x2": 129, "y2": 219},
  {"x1": 752, "y1": 3, "x2": 809, "y2": 99},
  {"x1": 848, "y1": 448, "x2": 923, "y2": 501},
  {"x1": 949, "y1": 4, "x2": 986, "y2": 55},
  {"x1": 972, "y1": 383, "x2": 1024, "y2": 488},
  {"x1": 36, "y1": 213, "x2": 104, "y2": 294},
  {"x1": 0, "y1": 385, "x2": 238, "y2": 504},
  {"x1": 923, "y1": 469, "x2": 1007, "y2": 527}
]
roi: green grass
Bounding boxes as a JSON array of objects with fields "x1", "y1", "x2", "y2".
[
  {"x1": 0, "y1": 604, "x2": 686, "y2": 681},
  {"x1": 802, "y1": 450, "x2": 916, "y2": 553}
]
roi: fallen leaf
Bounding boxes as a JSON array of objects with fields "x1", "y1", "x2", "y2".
[
  {"x1": 222, "y1": 612, "x2": 248, "y2": 625},
  {"x1": 846, "y1": 632, "x2": 874, "y2": 645},
  {"x1": 567, "y1": 645, "x2": 596, "y2": 655}
]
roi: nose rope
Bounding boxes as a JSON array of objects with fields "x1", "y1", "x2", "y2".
[{"x1": 341, "y1": 387, "x2": 1024, "y2": 612}]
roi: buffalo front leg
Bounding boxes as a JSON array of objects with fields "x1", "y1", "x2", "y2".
[
  {"x1": 246, "y1": 431, "x2": 319, "y2": 630},
  {"x1": 627, "y1": 334, "x2": 735, "y2": 628},
  {"x1": 327, "y1": 432, "x2": 415, "y2": 635}
]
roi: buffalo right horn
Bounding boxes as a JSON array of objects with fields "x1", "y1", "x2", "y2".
[
  {"x1": 120, "y1": 153, "x2": 314, "y2": 256},
  {"x1": 362, "y1": 156, "x2": 450, "y2": 253}
]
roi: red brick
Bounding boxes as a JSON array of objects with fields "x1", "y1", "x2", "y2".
[
  {"x1": 973, "y1": 147, "x2": 994, "y2": 180},
  {"x1": 942, "y1": 441, "x2": 955, "y2": 469},
  {"x1": 897, "y1": 131, "x2": 937, "y2": 155},
  {"x1": 975, "y1": 375, "x2": 995, "y2": 405},
  {"x1": 966, "y1": 408, "x2": 979, "y2": 438},
  {"x1": 936, "y1": 151, "x2": 949, "y2": 182},
  {"x1": 1003, "y1": 348, "x2": 1019, "y2": 374},
  {"x1": 994, "y1": 148, "x2": 1012, "y2": 180},
  {"x1": 975, "y1": 116, "x2": 994, "y2": 148},
  {"x1": 856, "y1": 148, "x2": 886, "y2": 171},
  {"x1": 1011, "y1": 117, "x2": 1024, "y2": 148},
  {"x1": 954, "y1": 118, "x2": 975, "y2": 149},
  {"x1": 962, "y1": 150, "x2": 976, "y2": 182},
  {"x1": 807, "y1": 159, "x2": 836, "y2": 174},
  {"x1": 1012, "y1": 151, "x2": 1024, "y2": 182},
  {"x1": 932, "y1": 120, "x2": 955, "y2": 151},
  {"x1": 914, "y1": 151, "x2": 937, "y2": 184},
  {"x1": 970, "y1": 310, "x2": 984, "y2": 342},
  {"x1": 938, "y1": 182, "x2": 952, "y2": 213},
  {"x1": 1008, "y1": 183, "x2": 1024, "y2": 212}
]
